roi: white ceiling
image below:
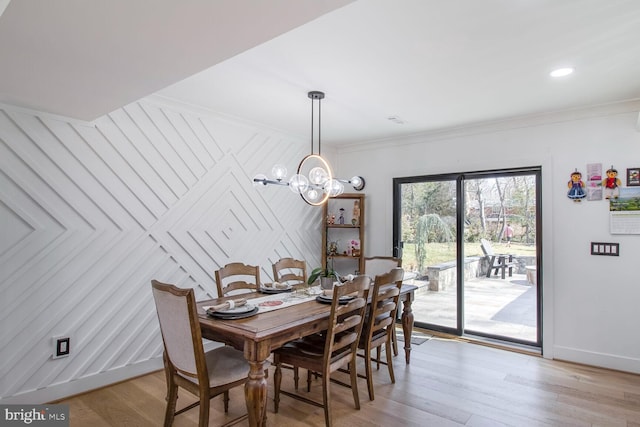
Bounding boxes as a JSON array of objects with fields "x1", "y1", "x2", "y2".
[
  {"x1": 0, "y1": 0, "x2": 352, "y2": 120},
  {"x1": 2, "y1": 0, "x2": 640, "y2": 145}
]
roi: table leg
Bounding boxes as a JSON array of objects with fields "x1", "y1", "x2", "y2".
[
  {"x1": 401, "y1": 291, "x2": 415, "y2": 364},
  {"x1": 244, "y1": 342, "x2": 269, "y2": 427}
]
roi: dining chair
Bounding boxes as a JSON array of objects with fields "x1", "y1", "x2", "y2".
[
  {"x1": 363, "y1": 256, "x2": 402, "y2": 355},
  {"x1": 271, "y1": 257, "x2": 309, "y2": 388},
  {"x1": 215, "y1": 262, "x2": 260, "y2": 297},
  {"x1": 273, "y1": 275, "x2": 371, "y2": 427},
  {"x1": 357, "y1": 267, "x2": 404, "y2": 401},
  {"x1": 272, "y1": 257, "x2": 307, "y2": 289},
  {"x1": 364, "y1": 256, "x2": 402, "y2": 278},
  {"x1": 151, "y1": 280, "x2": 249, "y2": 427}
]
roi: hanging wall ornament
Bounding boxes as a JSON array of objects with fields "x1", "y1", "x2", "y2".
[
  {"x1": 602, "y1": 165, "x2": 621, "y2": 199},
  {"x1": 585, "y1": 163, "x2": 603, "y2": 201},
  {"x1": 567, "y1": 169, "x2": 586, "y2": 202}
]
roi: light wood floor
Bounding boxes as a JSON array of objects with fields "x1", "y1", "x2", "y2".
[{"x1": 58, "y1": 334, "x2": 640, "y2": 426}]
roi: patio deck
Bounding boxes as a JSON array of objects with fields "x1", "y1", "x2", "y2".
[{"x1": 406, "y1": 273, "x2": 538, "y2": 343}]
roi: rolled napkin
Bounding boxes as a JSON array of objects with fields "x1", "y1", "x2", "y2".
[
  {"x1": 263, "y1": 282, "x2": 289, "y2": 289},
  {"x1": 204, "y1": 298, "x2": 247, "y2": 312}
]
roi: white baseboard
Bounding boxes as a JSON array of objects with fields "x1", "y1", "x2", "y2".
[
  {"x1": 0, "y1": 357, "x2": 164, "y2": 404},
  {"x1": 553, "y1": 345, "x2": 640, "y2": 374}
]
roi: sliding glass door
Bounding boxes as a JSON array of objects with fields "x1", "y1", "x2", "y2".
[{"x1": 393, "y1": 168, "x2": 541, "y2": 346}]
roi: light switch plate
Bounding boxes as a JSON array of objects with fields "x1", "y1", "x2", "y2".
[{"x1": 590, "y1": 242, "x2": 619, "y2": 256}]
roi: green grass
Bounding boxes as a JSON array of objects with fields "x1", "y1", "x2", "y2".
[{"x1": 402, "y1": 241, "x2": 536, "y2": 272}]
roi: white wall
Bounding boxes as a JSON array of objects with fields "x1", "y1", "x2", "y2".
[
  {"x1": 334, "y1": 101, "x2": 640, "y2": 373},
  {"x1": 0, "y1": 98, "x2": 322, "y2": 403}
]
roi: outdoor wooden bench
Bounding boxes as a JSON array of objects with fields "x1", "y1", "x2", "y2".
[{"x1": 480, "y1": 238, "x2": 517, "y2": 279}]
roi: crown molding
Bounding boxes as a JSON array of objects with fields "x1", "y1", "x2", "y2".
[{"x1": 339, "y1": 98, "x2": 640, "y2": 153}]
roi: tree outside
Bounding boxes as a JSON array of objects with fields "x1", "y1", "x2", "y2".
[{"x1": 400, "y1": 176, "x2": 536, "y2": 276}]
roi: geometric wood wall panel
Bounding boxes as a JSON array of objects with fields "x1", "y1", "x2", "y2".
[
  {"x1": 0, "y1": 98, "x2": 321, "y2": 401},
  {"x1": 0, "y1": 199, "x2": 34, "y2": 257}
]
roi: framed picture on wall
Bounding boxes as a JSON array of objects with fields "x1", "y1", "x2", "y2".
[{"x1": 627, "y1": 168, "x2": 640, "y2": 186}]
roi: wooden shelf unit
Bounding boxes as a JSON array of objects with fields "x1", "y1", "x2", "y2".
[{"x1": 321, "y1": 193, "x2": 365, "y2": 275}]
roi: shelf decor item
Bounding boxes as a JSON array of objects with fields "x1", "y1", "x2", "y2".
[
  {"x1": 308, "y1": 258, "x2": 339, "y2": 289},
  {"x1": 322, "y1": 193, "x2": 365, "y2": 275},
  {"x1": 352, "y1": 200, "x2": 360, "y2": 225},
  {"x1": 350, "y1": 239, "x2": 361, "y2": 257},
  {"x1": 252, "y1": 91, "x2": 365, "y2": 206}
]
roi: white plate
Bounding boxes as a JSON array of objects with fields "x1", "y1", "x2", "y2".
[
  {"x1": 212, "y1": 303, "x2": 256, "y2": 315},
  {"x1": 261, "y1": 283, "x2": 292, "y2": 292},
  {"x1": 317, "y1": 294, "x2": 354, "y2": 303}
]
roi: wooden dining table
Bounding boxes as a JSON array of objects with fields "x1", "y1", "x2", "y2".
[{"x1": 197, "y1": 284, "x2": 417, "y2": 427}]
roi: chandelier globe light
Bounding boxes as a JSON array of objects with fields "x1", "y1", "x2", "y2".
[{"x1": 252, "y1": 91, "x2": 365, "y2": 206}]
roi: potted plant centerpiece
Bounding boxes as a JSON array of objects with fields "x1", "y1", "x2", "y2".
[{"x1": 308, "y1": 258, "x2": 340, "y2": 290}]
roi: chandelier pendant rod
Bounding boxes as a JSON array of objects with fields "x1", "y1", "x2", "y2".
[
  {"x1": 310, "y1": 92, "x2": 314, "y2": 155},
  {"x1": 317, "y1": 95, "x2": 321, "y2": 156}
]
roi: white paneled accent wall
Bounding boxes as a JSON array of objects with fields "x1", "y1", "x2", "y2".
[{"x1": 0, "y1": 99, "x2": 321, "y2": 403}]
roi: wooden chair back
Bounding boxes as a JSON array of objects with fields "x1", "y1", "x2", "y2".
[
  {"x1": 151, "y1": 280, "x2": 206, "y2": 383},
  {"x1": 324, "y1": 275, "x2": 371, "y2": 361},
  {"x1": 363, "y1": 256, "x2": 403, "y2": 357},
  {"x1": 480, "y1": 238, "x2": 495, "y2": 256},
  {"x1": 364, "y1": 267, "x2": 405, "y2": 344},
  {"x1": 272, "y1": 258, "x2": 307, "y2": 288},
  {"x1": 215, "y1": 262, "x2": 260, "y2": 296},
  {"x1": 364, "y1": 256, "x2": 402, "y2": 279}
]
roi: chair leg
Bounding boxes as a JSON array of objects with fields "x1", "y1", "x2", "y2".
[
  {"x1": 376, "y1": 346, "x2": 381, "y2": 370},
  {"x1": 386, "y1": 341, "x2": 395, "y2": 384},
  {"x1": 274, "y1": 363, "x2": 282, "y2": 413},
  {"x1": 349, "y1": 359, "x2": 361, "y2": 410},
  {"x1": 391, "y1": 327, "x2": 398, "y2": 356},
  {"x1": 163, "y1": 379, "x2": 178, "y2": 427},
  {"x1": 223, "y1": 390, "x2": 229, "y2": 413},
  {"x1": 198, "y1": 393, "x2": 210, "y2": 427},
  {"x1": 364, "y1": 347, "x2": 374, "y2": 401},
  {"x1": 294, "y1": 366, "x2": 299, "y2": 389},
  {"x1": 307, "y1": 369, "x2": 312, "y2": 392},
  {"x1": 322, "y1": 368, "x2": 332, "y2": 427}
]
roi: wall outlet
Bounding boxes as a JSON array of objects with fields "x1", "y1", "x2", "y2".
[{"x1": 52, "y1": 336, "x2": 70, "y2": 359}]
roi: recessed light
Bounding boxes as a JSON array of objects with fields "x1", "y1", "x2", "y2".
[{"x1": 550, "y1": 67, "x2": 574, "y2": 77}]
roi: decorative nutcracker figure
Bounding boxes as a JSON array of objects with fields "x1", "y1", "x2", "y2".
[
  {"x1": 602, "y1": 166, "x2": 621, "y2": 199},
  {"x1": 567, "y1": 169, "x2": 586, "y2": 202},
  {"x1": 352, "y1": 200, "x2": 360, "y2": 226}
]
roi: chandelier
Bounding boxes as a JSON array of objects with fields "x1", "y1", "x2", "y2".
[{"x1": 252, "y1": 91, "x2": 365, "y2": 206}]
